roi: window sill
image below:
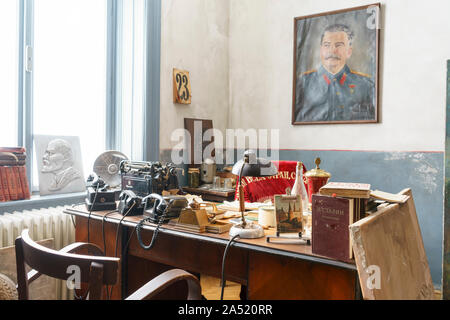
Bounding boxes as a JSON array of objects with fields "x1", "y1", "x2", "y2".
[{"x1": 0, "y1": 192, "x2": 86, "y2": 214}]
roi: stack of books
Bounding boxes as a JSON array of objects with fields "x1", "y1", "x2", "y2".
[
  {"x1": 311, "y1": 182, "x2": 370, "y2": 263},
  {"x1": 0, "y1": 147, "x2": 31, "y2": 202}
]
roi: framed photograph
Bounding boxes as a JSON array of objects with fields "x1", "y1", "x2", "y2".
[
  {"x1": 292, "y1": 3, "x2": 380, "y2": 125},
  {"x1": 274, "y1": 194, "x2": 303, "y2": 235},
  {"x1": 34, "y1": 135, "x2": 85, "y2": 196}
]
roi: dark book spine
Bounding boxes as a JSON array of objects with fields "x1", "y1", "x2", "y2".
[
  {"x1": 18, "y1": 166, "x2": 31, "y2": 200},
  {"x1": 0, "y1": 167, "x2": 11, "y2": 201}
]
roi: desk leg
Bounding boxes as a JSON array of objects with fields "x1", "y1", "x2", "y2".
[{"x1": 240, "y1": 285, "x2": 247, "y2": 300}]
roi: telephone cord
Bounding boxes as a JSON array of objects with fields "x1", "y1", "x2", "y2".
[{"x1": 220, "y1": 234, "x2": 240, "y2": 300}]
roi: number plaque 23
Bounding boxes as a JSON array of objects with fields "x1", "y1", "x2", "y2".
[{"x1": 173, "y1": 68, "x2": 191, "y2": 104}]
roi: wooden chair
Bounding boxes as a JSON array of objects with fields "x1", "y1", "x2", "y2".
[{"x1": 15, "y1": 229, "x2": 202, "y2": 300}]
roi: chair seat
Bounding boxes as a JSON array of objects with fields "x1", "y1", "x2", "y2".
[{"x1": 0, "y1": 273, "x2": 18, "y2": 300}]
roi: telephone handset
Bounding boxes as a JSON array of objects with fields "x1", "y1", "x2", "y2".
[
  {"x1": 142, "y1": 193, "x2": 168, "y2": 220},
  {"x1": 136, "y1": 193, "x2": 169, "y2": 250},
  {"x1": 117, "y1": 190, "x2": 145, "y2": 216}
]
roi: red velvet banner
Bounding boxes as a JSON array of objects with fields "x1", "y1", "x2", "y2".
[{"x1": 234, "y1": 161, "x2": 307, "y2": 203}]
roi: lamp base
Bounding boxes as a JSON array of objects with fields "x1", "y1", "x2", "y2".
[{"x1": 229, "y1": 222, "x2": 265, "y2": 239}]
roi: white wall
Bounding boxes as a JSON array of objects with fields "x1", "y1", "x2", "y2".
[
  {"x1": 160, "y1": 0, "x2": 230, "y2": 151},
  {"x1": 228, "y1": 0, "x2": 450, "y2": 152},
  {"x1": 158, "y1": 0, "x2": 447, "y2": 287}
]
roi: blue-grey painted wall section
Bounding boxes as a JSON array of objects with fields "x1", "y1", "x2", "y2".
[
  {"x1": 161, "y1": 147, "x2": 444, "y2": 287},
  {"x1": 278, "y1": 149, "x2": 443, "y2": 288}
]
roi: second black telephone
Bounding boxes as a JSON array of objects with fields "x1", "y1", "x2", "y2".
[{"x1": 142, "y1": 193, "x2": 188, "y2": 223}]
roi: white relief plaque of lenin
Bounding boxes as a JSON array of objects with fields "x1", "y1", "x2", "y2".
[{"x1": 41, "y1": 139, "x2": 82, "y2": 192}]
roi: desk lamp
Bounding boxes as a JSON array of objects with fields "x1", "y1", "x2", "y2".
[{"x1": 230, "y1": 150, "x2": 278, "y2": 239}]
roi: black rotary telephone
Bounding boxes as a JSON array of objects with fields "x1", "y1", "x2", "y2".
[
  {"x1": 135, "y1": 193, "x2": 169, "y2": 250},
  {"x1": 142, "y1": 193, "x2": 168, "y2": 222},
  {"x1": 135, "y1": 193, "x2": 188, "y2": 250},
  {"x1": 117, "y1": 190, "x2": 146, "y2": 216}
]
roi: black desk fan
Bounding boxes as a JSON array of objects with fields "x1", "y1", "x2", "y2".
[
  {"x1": 93, "y1": 150, "x2": 128, "y2": 190},
  {"x1": 85, "y1": 151, "x2": 128, "y2": 211}
]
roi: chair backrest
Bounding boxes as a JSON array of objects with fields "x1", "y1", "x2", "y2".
[
  {"x1": 235, "y1": 160, "x2": 307, "y2": 203},
  {"x1": 15, "y1": 229, "x2": 120, "y2": 300}
]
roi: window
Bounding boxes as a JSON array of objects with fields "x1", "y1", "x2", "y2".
[
  {"x1": 4, "y1": 0, "x2": 161, "y2": 198},
  {"x1": 0, "y1": 1, "x2": 19, "y2": 147},
  {"x1": 115, "y1": 0, "x2": 146, "y2": 161},
  {"x1": 32, "y1": 0, "x2": 107, "y2": 188}
]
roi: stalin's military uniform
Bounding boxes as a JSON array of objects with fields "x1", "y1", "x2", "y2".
[{"x1": 295, "y1": 65, "x2": 375, "y2": 122}]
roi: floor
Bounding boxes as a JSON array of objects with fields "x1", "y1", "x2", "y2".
[
  {"x1": 200, "y1": 275, "x2": 241, "y2": 300},
  {"x1": 199, "y1": 275, "x2": 444, "y2": 300}
]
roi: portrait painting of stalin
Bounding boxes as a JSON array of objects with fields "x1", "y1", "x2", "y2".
[{"x1": 293, "y1": 6, "x2": 379, "y2": 124}]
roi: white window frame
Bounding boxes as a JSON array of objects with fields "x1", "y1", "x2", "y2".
[{"x1": 0, "y1": 0, "x2": 161, "y2": 211}]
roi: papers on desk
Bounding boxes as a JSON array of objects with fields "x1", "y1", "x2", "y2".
[
  {"x1": 221, "y1": 211, "x2": 247, "y2": 219},
  {"x1": 217, "y1": 200, "x2": 272, "y2": 212},
  {"x1": 229, "y1": 215, "x2": 258, "y2": 225}
]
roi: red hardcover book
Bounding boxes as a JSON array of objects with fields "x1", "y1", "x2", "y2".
[
  {"x1": 5, "y1": 167, "x2": 18, "y2": 201},
  {"x1": 312, "y1": 194, "x2": 355, "y2": 263},
  {"x1": 0, "y1": 167, "x2": 11, "y2": 201},
  {"x1": 18, "y1": 166, "x2": 31, "y2": 199},
  {"x1": 13, "y1": 166, "x2": 25, "y2": 200}
]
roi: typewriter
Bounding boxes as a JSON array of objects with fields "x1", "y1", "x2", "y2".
[{"x1": 119, "y1": 160, "x2": 183, "y2": 197}]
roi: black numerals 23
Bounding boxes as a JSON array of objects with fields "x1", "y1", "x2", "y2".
[{"x1": 176, "y1": 73, "x2": 190, "y2": 101}]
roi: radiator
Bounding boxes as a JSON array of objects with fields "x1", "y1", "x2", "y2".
[{"x1": 0, "y1": 206, "x2": 75, "y2": 300}]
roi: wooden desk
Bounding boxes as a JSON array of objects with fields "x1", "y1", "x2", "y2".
[
  {"x1": 64, "y1": 205, "x2": 361, "y2": 300},
  {"x1": 183, "y1": 187, "x2": 235, "y2": 202}
]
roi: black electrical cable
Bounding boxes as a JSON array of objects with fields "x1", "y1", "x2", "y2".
[
  {"x1": 101, "y1": 209, "x2": 119, "y2": 256},
  {"x1": 113, "y1": 202, "x2": 136, "y2": 258},
  {"x1": 99, "y1": 209, "x2": 118, "y2": 300},
  {"x1": 72, "y1": 185, "x2": 100, "y2": 300},
  {"x1": 123, "y1": 224, "x2": 138, "y2": 254},
  {"x1": 135, "y1": 212, "x2": 166, "y2": 251},
  {"x1": 105, "y1": 222, "x2": 140, "y2": 300},
  {"x1": 70, "y1": 214, "x2": 76, "y2": 229},
  {"x1": 87, "y1": 184, "x2": 100, "y2": 244},
  {"x1": 220, "y1": 234, "x2": 240, "y2": 300},
  {"x1": 108, "y1": 202, "x2": 136, "y2": 299},
  {"x1": 69, "y1": 202, "x2": 87, "y2": 229}
]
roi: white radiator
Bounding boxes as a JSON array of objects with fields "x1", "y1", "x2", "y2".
[{"x1": 0, "y1": 206, "x2": 75, "y2": 300}]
